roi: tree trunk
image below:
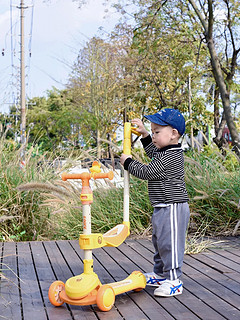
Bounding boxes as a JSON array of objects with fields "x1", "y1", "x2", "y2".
[
  {"x1": 214, "y1": 85, "x2": 220, "y2": 136},
  {"x1": 97, "y1": 129, "x2": 101, "y2": 159},
  {"x1": 207, "y1": 39, "x2": 240, "y2": 157}
]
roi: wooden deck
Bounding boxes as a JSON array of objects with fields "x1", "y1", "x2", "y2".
[{"x1": 1, "y1": 237, "x2": 240, "y2": 320}]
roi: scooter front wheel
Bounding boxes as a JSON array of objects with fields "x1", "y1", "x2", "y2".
[
  {"x1": 96, "y1": 284, "x2": 115, "y2": 311},
  {"x1": 48, "y1": 280, "x2": 65, "y2": 306}
]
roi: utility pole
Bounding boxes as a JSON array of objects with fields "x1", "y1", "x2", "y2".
[{"x1": 19, "y1": 0, "x2": 26, "y2": 166}]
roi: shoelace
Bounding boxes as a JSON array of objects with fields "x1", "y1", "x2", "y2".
[{"x1": 147, "y1": 277, "x2": 166, "y2": 285}]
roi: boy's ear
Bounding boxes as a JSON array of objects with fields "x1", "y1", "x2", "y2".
[{"x1": 172, "y1": 128, "x2": 180, "y2": 139}]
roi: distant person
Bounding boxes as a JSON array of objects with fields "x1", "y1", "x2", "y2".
[{"x1": 120, "y1": 108, "x2": 190, "y2": 297}]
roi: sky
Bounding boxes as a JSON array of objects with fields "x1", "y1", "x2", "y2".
[{"x1": 0, "y1": 0, "x2": 122, "y2": 113}]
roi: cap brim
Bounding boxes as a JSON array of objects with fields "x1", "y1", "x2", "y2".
[{"x1": 144, "y1": 115, "x2": 168, "y2": 126}]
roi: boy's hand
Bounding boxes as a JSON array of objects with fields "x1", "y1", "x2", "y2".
[
  {"x1": 131, "y1": 119, "x2": 149, "y2": 138},
  {"x1": 120, "y1": 154, "x2": 132, "y2": 165}
]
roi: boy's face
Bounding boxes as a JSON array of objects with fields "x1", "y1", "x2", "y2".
[{"x1": 151, "y1": 123, "x2": 180, "y2": 149}]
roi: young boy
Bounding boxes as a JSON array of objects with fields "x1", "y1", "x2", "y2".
[{"x1": 120, "y1": 108, "x2": 190, "y2": 297}]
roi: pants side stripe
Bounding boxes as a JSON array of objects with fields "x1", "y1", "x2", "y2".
[
  {"x1": 174, "y1": 203, "x2": 179, "y2": 269},
  {"x1": 170, "y1": 204, "x2": 175, "y2": 280}
]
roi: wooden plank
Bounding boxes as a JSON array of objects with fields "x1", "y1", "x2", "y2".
[
  {"x1": 17, "y1": 241, "x2": 48, "y2": 320},
  {"x1": 107, "y1": 242, "x2": 201, "y2": 320},
  {"x1": 186, "y1": 254, "x2": 240, "y2": 295},
  {"x1": 69, "y1": 240, "x2": 152, "y2": 320},
  {"x1": 200, "y1": 250, "x2": 240, "y2": 273},
  {"x1": 208, "y1": 247, "x2": 240, "y2": 264},
  {"x1": 176, "y1": 280, "x2": 226, "y2": 320},
  {"x1": 190, "y1": 255, "x2": 240, "y2": 285},
  {"x1": 44, "y1": 240, "x2": 97, "y2": 319},
  {"x1": 178, "y1": 275, "x2": 227, "y2": 320},
  {"x1": 191, "y1": 254, "x2": 240, "y2": 284},
  {"x1": 55, "y1": 240, "x2": 84, "y2": 275},
  {"x1": 135, "y1": 238, "x2": 154, "y2": 252},
  {"x1": 92, "y1": 243, "x2": 175, "y2": 320},
  {"x1": 43, "y1": 241, "x2": 73, "y2": 282},
  {"x1": 189, "y1": 251, "x2": 233, "y2": 273},
  {"x1": 126, "y1": 239, "x2": 226, "y2": 320},
  {"x1": 182, "y1": 257, "x2": 240, "y2": 319},
  {"x1": 57, "y1": 240, "x2": 123, "y2": 320},
  {"x1": 30, "y1": 241, "x2": 74, "y2": 320},
  {"x1": 0, "y1": 242, "x2": 22, "y2": 320},
  {"x1": 230, "y1": 236, "x2": 240, "y2": 247},
  {"x1": 226, "y1": 247, "x2": 240, "y2": 257},
  {"x1": 119, "y1": 241, "x2": 154, "y2": 272},
  {"x1": 184, "y1": 255, "x2": 240, "y2": 306},
  {"x1": 1, "y1": 237, "x2": 240, "y2": 320}
]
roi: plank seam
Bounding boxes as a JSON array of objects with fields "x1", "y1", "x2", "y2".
[{"x1": 16, "y1": 243, "x2": 24, "y2": 320}]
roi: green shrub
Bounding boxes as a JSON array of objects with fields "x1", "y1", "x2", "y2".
[{"x1": 185, "y1": 150, "x2": 240, "y2": 236}]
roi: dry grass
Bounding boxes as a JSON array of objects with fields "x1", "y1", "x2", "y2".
[
  {"x1": 1, "y1": 133, "x2": 239, "y2": 246},
  {"x1": 184, "y1": 152, "x2": 240, "y2": 237}
]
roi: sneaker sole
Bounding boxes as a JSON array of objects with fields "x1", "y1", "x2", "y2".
[{"x1": 154, "y1": 290, "x2": 183, "y2": 297}]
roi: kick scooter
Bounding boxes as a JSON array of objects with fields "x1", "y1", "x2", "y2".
[{"x1": 48, "y1": 123, "x2": 146, "y2": 311}]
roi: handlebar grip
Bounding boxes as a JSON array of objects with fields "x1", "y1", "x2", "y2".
[
  {"x1": 61, "y1": 173, "x2": 84, "y2": 181},
  {"x1": 92, "y1": 171, "x2": 114, "y2": 180},
  {"x1": 131, "y1": 127, "x2": 141, "y2": 136},
  {"x1": 123, "y1": 122, "x2": 131, "y2": 155}
]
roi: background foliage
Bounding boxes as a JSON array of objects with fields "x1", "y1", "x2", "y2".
[{"x1": 0, "y1": 140, "x2": 239, "y2": 242}]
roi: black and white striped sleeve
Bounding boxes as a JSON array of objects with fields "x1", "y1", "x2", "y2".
[
  {"x1": 141, "y1": 135, "x2": 159, "y2": 159},
  {"x1": 124, "y1": 157, "x2": 166, "y2": 181}
]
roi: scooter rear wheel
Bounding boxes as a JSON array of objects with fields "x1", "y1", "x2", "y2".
[
  {"x1": 96, "y1": 284, "x2": 115, "y2": 311},
  {"x1": 48, "y1": 280, "x2": 65, "y2": 306}
]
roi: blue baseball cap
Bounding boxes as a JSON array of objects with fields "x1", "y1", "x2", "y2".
[{"x1": 144, "y1": 108, "x2": 186, "y2": 135}]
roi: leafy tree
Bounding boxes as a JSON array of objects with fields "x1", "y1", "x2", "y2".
[
  {"x1": 68, "y1": 37, "x2": 125, "y2": 158},
  {"x1": 187, "y1": 0, "x2": 240, "y2": 157},
  {"x1": 113, "y1": 0, "x2": 240, "y2": 156},
  {"x1": 26, "y1": 88, "x2": 77, "y2": 151},
  {"x1": 112, "y1": 0, "x2": 213, "y2": 140}
]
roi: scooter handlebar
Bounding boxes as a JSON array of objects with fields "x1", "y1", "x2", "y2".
[{"x1": 61, "y1": 171, "x2": 114, "y2": 181}]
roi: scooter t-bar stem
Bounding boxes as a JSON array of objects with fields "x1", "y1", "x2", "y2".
[
  {"x1": 123, "y1": 123, "x2": 131, "y2": 226},
  {"x1": 123, "y1": 123, "x2": 141, "y2": 228}
]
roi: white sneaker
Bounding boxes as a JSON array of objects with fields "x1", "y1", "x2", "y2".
[
  {"x1": 154, "y1": 279, "x2": 183, "y2": 297},
  {"x1": 144, "y1": 272, "x2": 166, "y2": 287}
]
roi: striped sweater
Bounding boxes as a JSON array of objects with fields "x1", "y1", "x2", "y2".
[{"x1": 124, "y1": 135, "x2": 189, "y2": 206}]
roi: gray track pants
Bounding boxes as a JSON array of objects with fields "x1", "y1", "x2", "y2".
[{"x1": 152, "y1": 202, "x2": 190, "y2": 280}]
